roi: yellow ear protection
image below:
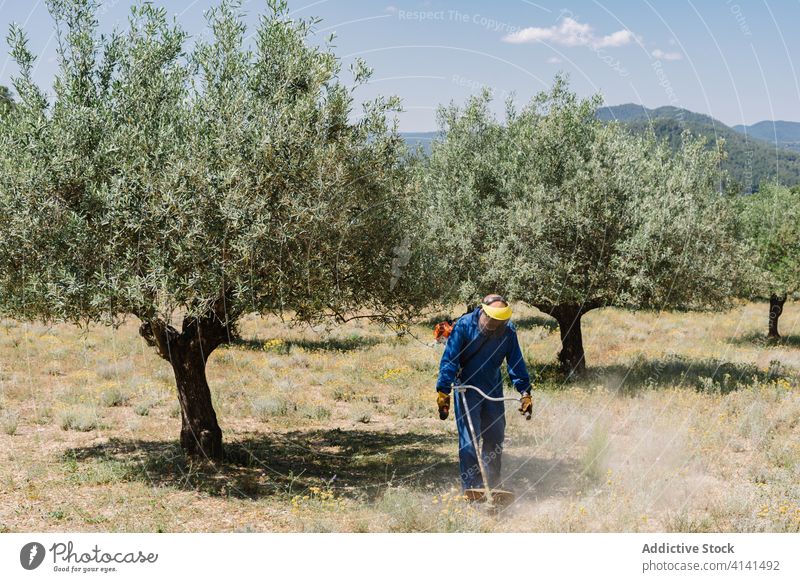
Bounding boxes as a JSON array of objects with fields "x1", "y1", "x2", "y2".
[{"x1": 481, "y1": 296, "x2": 512, "y2": 320}]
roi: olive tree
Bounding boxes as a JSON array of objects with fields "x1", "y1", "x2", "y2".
[
  {"x1": 0, "y1": 0, "x2": 422, "y2": 459},
  {"x1": 413, "y1": 75, "x2": 755, "y2": 376},
  {"x1": 0, "y1": 85, "x2": 13, "y2": 116},
  {"x1": 737, "y1": 182, "x2": 800, "y2": 338}
]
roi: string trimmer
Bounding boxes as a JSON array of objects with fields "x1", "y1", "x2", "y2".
[{"x1": 453, "y1": 384, "x2": 530, "y2": 511}]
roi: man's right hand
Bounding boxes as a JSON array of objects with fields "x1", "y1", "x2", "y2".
[{"x1": 437, "y1": 391, "x2": 450, "y2": 420}]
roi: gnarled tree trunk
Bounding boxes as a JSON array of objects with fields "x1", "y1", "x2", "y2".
[
  {"x1": 768, "y1": 293, "x2": 786, "y2": 339},
  {"x1": 536, "y1": 302, "x2": 596, "y2": 377},
  {"x1": 138, "y1": 308, "x2": 235, "y2": 461}
]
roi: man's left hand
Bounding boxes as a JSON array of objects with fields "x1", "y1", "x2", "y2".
[{"x1": 519, "y1": 393, "x2": 532, "y2": 420}]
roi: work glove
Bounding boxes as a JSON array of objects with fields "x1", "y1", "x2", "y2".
[
  {"x1": 436, "y1": 391, "x2": 450, "y2": 420},
  {"x1": 519, "y1": 392, "x2": 532, "y2": 420}
]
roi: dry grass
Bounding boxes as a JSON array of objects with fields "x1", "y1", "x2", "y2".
[{"x1": 0, "y1": 301, "x2": 798, "y2": 532}]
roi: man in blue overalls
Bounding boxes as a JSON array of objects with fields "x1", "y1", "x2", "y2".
[{"x1": 435, "y1": 294, "x2": 533, "y2": 492}]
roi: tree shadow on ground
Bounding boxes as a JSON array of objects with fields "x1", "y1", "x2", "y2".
[
  {"x1": 60, "y1": 429, "x2": 582, "y2": 509},
  {"x1": 726, "y1": 331, "x2": 800, "y2": 349},
  {"x1": 526, "y1": 355, "x2": 797, "y2": 396},
  {"x1": 229, "y1": 335, "x2": 380, "y2": 353},
  {"x1": 61, "y1": 429, "x2": 457, "y2": 501}
]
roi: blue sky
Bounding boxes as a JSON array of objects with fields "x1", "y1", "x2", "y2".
[{"x1": 1, "y1": 0, "x2": 799, "y2": 131}]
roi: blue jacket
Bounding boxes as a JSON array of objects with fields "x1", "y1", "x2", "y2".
[{"x1": 435, "y1": 307, "x2": 531, "y2": 397}]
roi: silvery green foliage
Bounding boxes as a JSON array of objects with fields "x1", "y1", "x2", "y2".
[
  {"x1": 414, "y1": 75, "x2": 757, "y2": 312},
  {"x1": 0, "y1": 85, "x2": 12, "y2": 116},
  {"x1": 737, "y1": 182, "x2": 800, "y2": 299},
  {"x1": 0, "y1": 0, "x2": 420, "y2": 329}
]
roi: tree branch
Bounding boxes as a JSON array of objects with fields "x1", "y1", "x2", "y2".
[{"x1": 138, "y1": 318, "x2": 180, "y2": 362}]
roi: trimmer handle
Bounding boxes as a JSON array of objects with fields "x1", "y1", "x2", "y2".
[{"x1": 454, "y1": 384, "x2": 524, "y2": 403}]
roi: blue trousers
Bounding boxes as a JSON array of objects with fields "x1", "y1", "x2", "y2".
[{"x1": 453, "y1": 387, "x2": 506, "y2": 491}]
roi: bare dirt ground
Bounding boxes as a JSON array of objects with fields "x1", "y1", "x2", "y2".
[{"x1": 0, "y1": 301, "x2": 798, "y2": 532}]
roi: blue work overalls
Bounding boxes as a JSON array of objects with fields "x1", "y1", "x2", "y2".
[{"x1": 435, "y1": 307, "x2": 531, "y2": 491}]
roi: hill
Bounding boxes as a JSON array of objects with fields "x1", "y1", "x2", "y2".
[
  {"x1": 597, "y1": 104, "x2": 800, "y2": 193},
  {"x1": 732, "y1": 120, "x2": 800, "y2": 152}
]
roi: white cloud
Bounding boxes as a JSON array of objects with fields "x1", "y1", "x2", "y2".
[
  {"x1": 385, "y1": 5, "x2": 397, "y2": 14},
  {"x1": 503, "y1": 17, "x2": 591, "y2": 46},
  {"x1": 651, "y1": 48, "x2": 683, "y2": 61},
  {"x1": 595, "y1": 29, "x2": 637, "y2": 48},
  {"x1": 547, "y1": 56, "x2": 562, "y2": 63},
  {"x1": 502, "y1": 17, "x2": 638, "y2": 49}
]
